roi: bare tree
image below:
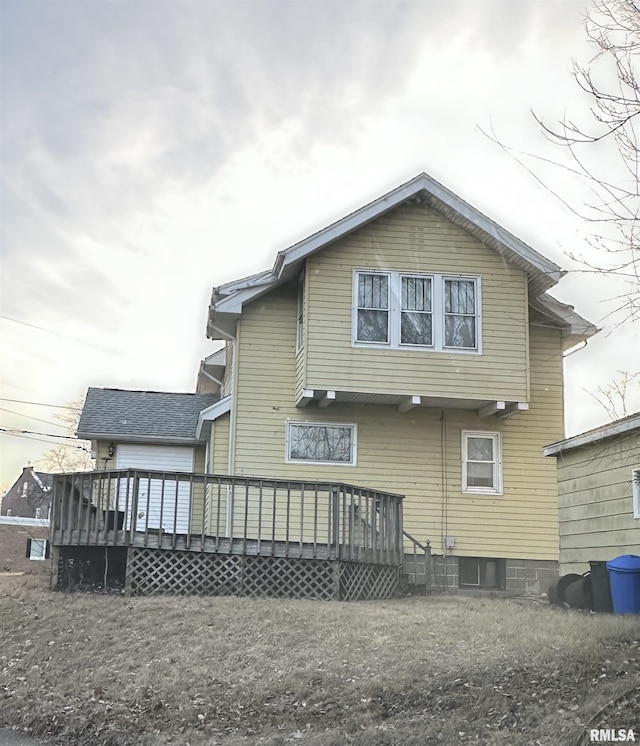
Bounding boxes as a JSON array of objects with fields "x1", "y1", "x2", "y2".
[
  {"x1": 535, "y1": 0, "x2": 640, "y2": 323},
  {"x1": 484, "y1": 0, "x2": 640, "y2": 323},
  {"x1": 589, "y1": 369, "x2": 640, "y2": 418},
  {"x1": 36, "y1": 398, "x2": 93, "y2": 473}
]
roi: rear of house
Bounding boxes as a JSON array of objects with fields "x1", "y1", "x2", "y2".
[
  {"x1": 64, "y1": 173, "x2": 597, "y2": 598},
  {"x1": 545, "y1": 413, "x2": 640, "y2": 575},
  {"x1": 204, "y1": 174, "x2": 596, "y2": 594}
]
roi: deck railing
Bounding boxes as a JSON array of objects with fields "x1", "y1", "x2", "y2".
[{"x1": 50, "y1": 470, "x2": 404, "y2": 566}]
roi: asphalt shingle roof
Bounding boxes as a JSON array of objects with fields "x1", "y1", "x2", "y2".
[{"x1": 77, "y1": 388, "x2": 219, "y2": 443}]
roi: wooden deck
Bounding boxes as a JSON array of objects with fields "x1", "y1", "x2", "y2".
[{"x1": 50, "y1": 471, "x2": 405, "y2": 600}]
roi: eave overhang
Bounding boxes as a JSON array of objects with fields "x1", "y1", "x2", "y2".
[
  {"x1": 195, "y1": 395, "x2": 233, "y2": 440},
  {"x1": 544, "y1": 412, "x2": 640, "y2": 457},
  {"x1": 207, "y1": 173, "x2": 567, "y2": 339},
  {"x1": 295, "y1": 388, "x2": 529, "y2": 418},
  {"x1": 79, "y1": 433, "x2": 202, "y2": 446},
  {"x1": 531, "y1": 293, "x2": 599, "y2": 350}
]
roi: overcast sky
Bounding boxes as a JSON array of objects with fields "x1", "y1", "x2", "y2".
[{"x1": 1, "y1": 0, "x2": 638, "y2": 488}]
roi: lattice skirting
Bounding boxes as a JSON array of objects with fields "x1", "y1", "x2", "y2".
[
  {"x1": 125, "y1": 548, "x2": 401, "y2": 600},
  {"x1": 338, "y1": 562, "x2": 401, "y2": 601}
]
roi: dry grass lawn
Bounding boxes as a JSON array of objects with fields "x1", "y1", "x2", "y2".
[{"x1": 1, "y1": 573, "x2": 639, "y2": 746}]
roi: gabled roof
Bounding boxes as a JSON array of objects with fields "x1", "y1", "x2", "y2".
[
  {"x1": 208, "y1": 172, "x2": 569, "y2": 338},
  {"x1": 77, "y1": 388, "x2": 219, "y2": 444},
  {"x1": 544, "y1": 411, "x2": 640, "y2": 456},
  {"x1": 1, "y1": 466, "x2": 53, "y2": 518}
]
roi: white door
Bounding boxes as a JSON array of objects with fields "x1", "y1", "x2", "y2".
[{"x1": 116, "y1": 445, "x2": 194, "y2": 533}]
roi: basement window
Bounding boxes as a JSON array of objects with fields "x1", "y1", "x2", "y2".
[{"x1": 459, "y1": 557, "x2": 504, "y2": 589}]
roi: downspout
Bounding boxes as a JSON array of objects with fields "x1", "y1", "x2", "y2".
[
  {"x1": 227, "y1": 329, "x2": 240, "y2": 476},
  {"x1": 440, "y1": 410, "x2": 449, "y2": 590},
  {"x1": 226, "y1": 330, "x2": 240, "y2": 536}
]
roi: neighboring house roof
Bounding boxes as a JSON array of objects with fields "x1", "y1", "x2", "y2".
[
  {"x1": 544, "y1": 412, "x2": 640, "y2": 457},
  {"x1": 1, "y1": 466, "x2": 53, "y2": 518},
  {"x1": 77, "y1": 388, "x2": 220, "y2": 444},
  {"x1": 207, "y1": 172, "x2": 595, "y2": 342}
]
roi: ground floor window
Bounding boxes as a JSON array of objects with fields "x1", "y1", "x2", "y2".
[
  {"x1": 285, "y1": 422, "x2": 357, "y2": 465},
  {"x1": 459, "y1": 557, "x2": 504, "y2": 589},
  {"x1": 27, "y1": 539, "x2": 48, "y2": 561}
]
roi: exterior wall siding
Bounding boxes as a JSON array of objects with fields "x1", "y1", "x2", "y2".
[
  {"x1": 228, "y1": 282, "x2": 564, "y2": 562},
  {"x1": 556, "y1": 433, "x2": 640, "y2": 574},
  {"x1": 222, "y1": 342, "x2": 234, "y2": 398},
  {"x1": 305, "y1": 204, "x2": 529, "y2": 401}
]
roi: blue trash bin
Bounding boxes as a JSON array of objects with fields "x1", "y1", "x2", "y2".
[{"x1": 606, "y1": 555, "x2": 640, "y2": 614}]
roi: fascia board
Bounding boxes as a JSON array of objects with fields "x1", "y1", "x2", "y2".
[
  {"x1": 544, "y1": 413, "x2": 640, "y2": 456},
  {"x1": 76, "y1": 433, "x2": 201, "y2": 445},
  {"x1": 273, "y1": 172, "x2": 564, "y2": 285},
  {"x1": 0, "y1": 516, "x2": 50, "y2": 528},
  {"x1": 214, "y1": 284, "x2": 273, "y2": 314},
  {"x1": 214, "y1": 270, "x2": 275, "y2": 298}
]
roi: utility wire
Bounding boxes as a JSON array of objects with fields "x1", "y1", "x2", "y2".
[
  {"x1": 0, "y1": 407, "x2": 65, "y2": 429},
  {"x1": 0, "y1": 431, "x2": 90, "y2": 451},
  {"x1": 0, "y1": 426, "x2": 84, "y2": 441},
  {"x1": 0, "y1": 397, "x2": 76, "y2": 410}
]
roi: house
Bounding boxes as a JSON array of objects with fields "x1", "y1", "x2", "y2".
[
  {"x1": 58, "y1": 172, "x2": 596, "y2": 598},
  {"x1": 0, "y1": 466, "x2": 53, "y2": 572},
  {"x1": 544, "y1": 412, "x2": 640, "y2": 575}
]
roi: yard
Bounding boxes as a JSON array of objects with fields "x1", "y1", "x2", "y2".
[{"x1": 0, "y1": 573, "x2": 638, "y2": 746}]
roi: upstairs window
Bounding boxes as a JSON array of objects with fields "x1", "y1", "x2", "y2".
[
  {"x1": 401, "y1": 276, "x2": 432, "y2": 345},
  {"x1": 353, "y1": 271, "x2": 480, "y2": 352},
  {"x1": 356, "y1": 273, "x2": 389, "y2": 343},
  {"x1": 444, "y1": 279, "x2": 477, "y2": 349},
  {"x1": 462, "y1": 431, "x2": 502, "y2": 494}
]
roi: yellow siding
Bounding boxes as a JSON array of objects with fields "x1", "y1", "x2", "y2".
[
  {"x1": 305, "y1": 204, "x2": 529, "y2": 401},
  {"x1": 231, "y1": 285, "x2": 564, "y2": 561},
  {"x1": 295, "y1": 265, "x2": 308, "y2": 402},
  {"x1": 222, "y1": 342, "x2": 234, "y2": 398},
  {"x1": 556, "y1": 434, "x2": 640, "y2": 574},
  {"x1": 210, "y1": 415, "x2": 230, "y2": 474}
]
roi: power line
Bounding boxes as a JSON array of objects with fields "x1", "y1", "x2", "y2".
[
  {"x1": 0, "y1": 314, "x2": 123, "y2": 356},
  {"x1": 0, "y1": 427, "x2": 85, "y2": 442},
  {"x1": 0, "y1": 397, "x2": 76, "y2": 410},
  {"x1": 0, "y1": 407, "x2": 65, "y2": 429},
  {"x1": 0, "y1": 430, "x2": 90, "y2": 451}
]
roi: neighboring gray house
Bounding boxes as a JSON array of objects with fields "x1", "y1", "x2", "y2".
[{"x1": 545, "y1": 413, "x2": 640, "y2": 574}]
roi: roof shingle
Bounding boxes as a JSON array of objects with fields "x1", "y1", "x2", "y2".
[{"x1": 77, "y1": 388, "x2": 219, "y2": 443}]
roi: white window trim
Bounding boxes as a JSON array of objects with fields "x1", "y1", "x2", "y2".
[
  {"x1": 29, "y1": 539, "x2": 47, "y2": 561},
  {"x1": 285, "y1": 421, "x2": 358, "y2": 467},
  {"x1": 461, "y1": 430, "x2": 502, "y2": 495},
  {"x1": 633, "y1": 467, "x2": 640, "y2": 519},
  {"x1": 352, "y1": 269, "x2": 482, "y2": 353}
]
